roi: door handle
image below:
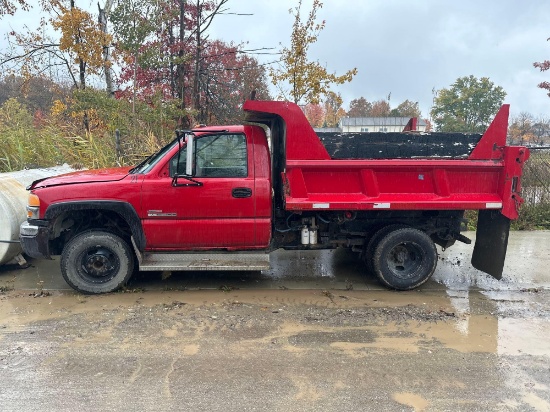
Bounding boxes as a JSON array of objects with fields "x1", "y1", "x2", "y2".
[{"x1": 232, "y1": 187, "x2": 252, "y2": 198}]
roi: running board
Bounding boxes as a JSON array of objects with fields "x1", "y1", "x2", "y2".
[{"x1": 139, "y1": 252, "x2": 271, "y2": 271}]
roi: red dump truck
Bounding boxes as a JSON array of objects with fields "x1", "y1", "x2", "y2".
[{"x1": 20, "y1": 100, "x2": 529, "y2": 294}]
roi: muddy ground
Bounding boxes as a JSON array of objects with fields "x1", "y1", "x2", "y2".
[{"x1": 0, "y1": 231, "x2": 549, "y2": 411}]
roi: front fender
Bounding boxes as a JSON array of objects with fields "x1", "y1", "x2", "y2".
[{"x1": 44, "y1": 200, "x2": 146, "y2": 251}]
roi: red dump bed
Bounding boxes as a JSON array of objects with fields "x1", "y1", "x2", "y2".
[{"x1": 243, "y1": 101, "x2": 529, "y2": 220}]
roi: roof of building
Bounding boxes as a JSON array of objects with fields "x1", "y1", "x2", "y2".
[
  {"x1": 340, "y1": 117, "x2": 427, "y2": 127},
  {"x1": 313, "y1": 127, "x2": 342, "y2": 133}
]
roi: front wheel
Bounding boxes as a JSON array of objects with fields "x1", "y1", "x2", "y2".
[
  {"x1": 61, "y1": 230, "x2": 134, "y2": 294},
  {"x1": 373, "y1": 228, "x2": 437, "y2": 290}
]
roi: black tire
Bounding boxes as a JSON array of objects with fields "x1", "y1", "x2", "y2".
[
  {"x1": 363, "y1": 224, "x2": 409, "y2": 274},
  {"x1": 373, "y1": 228, "x2": 437, "y2": 290},
  {"x1": 61, "y1": 230, "x2": 134, "y2": 294}
]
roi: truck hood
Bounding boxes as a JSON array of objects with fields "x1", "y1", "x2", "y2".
[{"x1": 29, "y1": 167, "x2": 133, "y2": 189}]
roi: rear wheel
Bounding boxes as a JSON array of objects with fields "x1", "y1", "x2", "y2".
[
  {"x1": 363, "y1": 224, "x2": 408, "y2": 274},
  {"x1": 373, "y1": 228, "x2": 437, "y2": 290},
  {"x1": 61, "y1": 230, "x2": 134, "y2": 294}
]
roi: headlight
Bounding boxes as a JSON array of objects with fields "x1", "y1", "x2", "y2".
[{"x1": 27, "y1": 193, "x2": 40, "y2": 219}]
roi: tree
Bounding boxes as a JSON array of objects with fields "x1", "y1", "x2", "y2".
[
  {"x1": 532, "y1": 117, "x2": 550, "y2": 145},
  {"x1": 508, "y1": 113, "x2": 550, "y2": 146},
  {"x1": 508, "y1": 112, "x2": 535, "y2": 145},
  {"x1": 369, "y1": 99, "x2": 391, "y2": 117},
  {"x1": 1, "y1": 0, "x2": 112, "y2": 90},
  {"x1": 0, "y1": 74, "x2": 69, "y2": 113},
  {"x1": 423, "y1": 118, "x2": 432, "y2": 132},
  {"x1": 347, "y1": 97, "x2": 371, "y2": 117},
  {"x1": 190, "y1": 0, "x2": 230, "y2": 116},
  {"x1": 52, "y1": 1, "x2": 112, "y2": 89},
  {"x1": 533, "y1": 37, "x2": 550, "y2": 97},
  {"x1": 112, "y1": 0, "x2": 267, "y2": 125},
  {"x1": 323, "y1": 91, "x2": 345, "y2": 127},
  {"x1": 0, "y1": 0, "x2": 29, "y2": 16},
  {"x1": 270, "y1": 0, "x2": 357, "y2": 105},
  {"x1": 198, "y1": 40, "x2": 272, "y2": 124},
  {"x1": 110, "y1": 0, "x2": 159, "y2": 113},
  {"x1": 237, "y1": 54, "x2": 271, "y2": 103},
  {"x1": 391, "y1": 99, "x2": 421, "y2": 118},
  {"x1": 98, "y1": 0, "x2": 115, "y2": 95},
  {"x1": 430, "y1": 75, "x2": 506, "y2": 133},
  {"x1": 304, "y1": 103, "x2": 325, "y2": 127}
]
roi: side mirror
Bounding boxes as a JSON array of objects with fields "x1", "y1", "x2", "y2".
[
  {"x1": 185, "y1": 134, "x2": 194, "y2": 176},
  {"x1": 172, "y1": 134, "x2": 202, "y2": 187}
]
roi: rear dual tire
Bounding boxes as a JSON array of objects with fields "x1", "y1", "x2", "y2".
[
  {"x1": 368, "y1": 227, "x2": 437, "y2": 290},
  {"x1": 364, "y1": 224, "x2": 408, "y2": 275}
]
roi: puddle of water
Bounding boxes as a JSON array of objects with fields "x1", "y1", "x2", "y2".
[
  {"x1": 1, "y1": 288, "x2": 549, "y2": 360},
  {"x1": 498, "y1": 318, "x2": 550, "y2": 357},
  {"x1": 522, "y1": 392, "x2": 550, "y2": 412},
  {"x1": 267, "y1": 248, "x2": 364, "y2": 279},
  {"x1": 433, "y1": 231, "x2": 550, "y2": 291},
  {"x1": 393, "y1": 392, "x2": 429, "y2": 411}
]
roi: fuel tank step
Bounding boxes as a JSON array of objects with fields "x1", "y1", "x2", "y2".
[{"x1": 139, "y1": 252, "x2": 270, "y2": 271}]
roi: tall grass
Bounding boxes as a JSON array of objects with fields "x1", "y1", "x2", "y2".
[
  {"x1": 0, "y1": 100, "x2": 114, "y2": 171},
  {"x1": 0, "y1": 91, "x2": 180, "y2": 172}
]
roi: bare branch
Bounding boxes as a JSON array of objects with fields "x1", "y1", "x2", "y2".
[{"x1": 0, "y1": 43, "x2": 61, "y2": 65}]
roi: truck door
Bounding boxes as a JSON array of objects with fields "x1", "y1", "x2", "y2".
[{"x1": 140, "y1": 132, "x2": 257, "y2": 249}]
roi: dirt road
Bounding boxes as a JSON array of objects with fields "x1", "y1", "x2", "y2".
[{"x1": 0, "y1": 231, "x2": 549, "y2": 411}]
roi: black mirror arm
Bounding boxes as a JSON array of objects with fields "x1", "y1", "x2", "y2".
[{"x1": 171, "y1": 174, "x2": 203, "y2": 187}]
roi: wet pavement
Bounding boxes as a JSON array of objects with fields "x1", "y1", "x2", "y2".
[
  {"x1": 1, "y1": 231, "x2": 549, "y2": 293},
  {"x1": 0, "y1": 231, "x2": 549, "y2": 411}
]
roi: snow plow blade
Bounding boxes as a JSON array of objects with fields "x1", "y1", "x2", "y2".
[{"x1": 471, "y1": 210, "x2": 511, "y2": 280}]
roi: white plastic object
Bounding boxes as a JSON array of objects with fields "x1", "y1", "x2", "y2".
[
  {"x1": 301, "y1": 226, "x2": 310, "y2": 245},
  {"x1": 309, "y1": 228, "x2": 318, "y2": 245},
  {"x1": 0, "y1": 178, "x2": 27, "y2": 264},
  {"x1": 0, "y1": 164, "x2": 75, "y2": 265}
]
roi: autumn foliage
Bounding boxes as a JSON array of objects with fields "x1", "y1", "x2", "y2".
[
  {"x1": 0, "y1": 0, "x2": 272, "y2": 171},
  {"x1": 270, "y1": 0, "x2": 357, "y2": 105},
  {"x1": 533, "y1": 37, "x2": 550, "y2": 97},
  {"x1": 52, "y1": 4, "x2": 111, "y2": 75},
  {"x1": 304, "y1": 103, "x2": 325, "y2": 127}
]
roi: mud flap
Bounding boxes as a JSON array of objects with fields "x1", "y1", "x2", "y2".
[{"x1": 471, "y1": 210, "x2": 511, "y2": 280}]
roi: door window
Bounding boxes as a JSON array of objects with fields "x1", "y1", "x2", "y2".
[{"x1": 170, "y1": 134, "x2": 247, "y2": 178}]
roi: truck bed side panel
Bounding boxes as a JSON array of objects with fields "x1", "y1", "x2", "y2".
[
  {"x1": 283, "y1": 159, "x2": 505, "y2": 213},
  {"x1": 248, "y1": 103, "x2": 528, "y2": 219}
]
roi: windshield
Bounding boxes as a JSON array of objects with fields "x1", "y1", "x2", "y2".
[{"x1": 130, "y1": 137, "x2": 182, "y2": 174}]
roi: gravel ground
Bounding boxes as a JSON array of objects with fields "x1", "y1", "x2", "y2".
[{"x1": 1, "y1": 288, "x2": 549, "y2": 411}]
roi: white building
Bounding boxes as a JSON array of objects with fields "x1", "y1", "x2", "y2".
[{"x1": 339, "y1": 117, "x2": 428, "y2": 133}]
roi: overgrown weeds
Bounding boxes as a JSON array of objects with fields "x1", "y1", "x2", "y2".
[
  {"x1": 512, "y1": 203, "x2": 550, "y2": 230},
  {"x1": 515, "y1": 149, "x2": 550, "y2": 229},
  {"x1": 464, "y1": 201, "x2": 550, "y2": 231},
  {"x1": 0, "y1": 89, "x2": 180, "y2": 172}
]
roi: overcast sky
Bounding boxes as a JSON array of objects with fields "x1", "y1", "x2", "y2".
[{"x1": 209, "y1": 0, "x2": 550, "y2": 119}]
